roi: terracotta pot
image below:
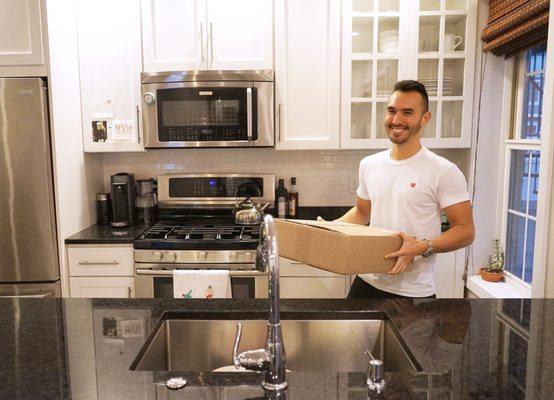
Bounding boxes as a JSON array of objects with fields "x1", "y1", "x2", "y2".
[{"x1": 480, "y1": 267, "x2": 504, "y2": 282}]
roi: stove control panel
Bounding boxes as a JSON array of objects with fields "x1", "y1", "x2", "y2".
[{"x1": 145, "y1": 250, "x2": 257, "y2": 264}]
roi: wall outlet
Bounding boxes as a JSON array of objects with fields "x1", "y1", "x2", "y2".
[{"x1": 349, "y1": 176, "x2": 359, "y2": 194}]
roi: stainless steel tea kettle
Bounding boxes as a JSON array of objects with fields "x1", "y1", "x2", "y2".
[{"x1": 233, "y1": 183, "x2": 270, "y2": 225}]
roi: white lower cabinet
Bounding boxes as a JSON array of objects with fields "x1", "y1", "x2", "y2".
[
  {"x1": 67, "y1": 244, "x2": 135, "y2": 298},
  {"x1": 279, "y1": 257, "x2": 349, "y2": 298},
  {"x1": 69, "y1": 277, "x2": 135, "y2": 298},
  {"x1": 434, "y1": 249, "x2": 466, "y2": 298}
]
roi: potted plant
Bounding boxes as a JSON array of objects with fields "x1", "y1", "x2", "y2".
[{"x1": 480, "y1": 239, "x2": 505, "y2": 282}]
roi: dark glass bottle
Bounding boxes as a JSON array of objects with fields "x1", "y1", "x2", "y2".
[
  {"x1": 275, "y1": 179, "x2": 289, "y2": 218},
  {"x1": 288, "y1": 177, "x2": 298, "y2": 218}
]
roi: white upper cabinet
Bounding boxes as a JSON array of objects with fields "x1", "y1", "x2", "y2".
[
  {"x1": 142, "y1": 0, "x2": 273, "y2": 72},
  {"x1": 341, "y1": 0, "x2": 477, "y2": 149},
  {"x1": 0, "y1": 0, "x2": 46, "y2": 76},
  {"x1": 77, "y1": 0, "x2": 144, "y2": 152},
  {"x1": 141, "y1": 0, "x2": 207, "y2": 71},
  {"x1": 207, "y1": 0, "x2": 273, "y2": 70},
  {"x1": 275, "y1": 0, "x2": 341, "y2": 150}
]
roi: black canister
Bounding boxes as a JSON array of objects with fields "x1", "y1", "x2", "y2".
[{"x1": 96, "y1": 193, "x2": 112, "y2": 225}]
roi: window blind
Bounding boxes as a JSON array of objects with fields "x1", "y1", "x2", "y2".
[{"x1": 482, "y1": 0, "x2": 550, "y2": 57}]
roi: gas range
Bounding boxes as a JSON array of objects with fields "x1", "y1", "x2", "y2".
[{"x1": 133, "y1": 174, "x2": 275, "y2": 299}]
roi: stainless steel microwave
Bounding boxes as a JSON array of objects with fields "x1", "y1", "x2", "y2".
[{"x1": 141, "y1": 70, "x2": 274, "y2": 149}]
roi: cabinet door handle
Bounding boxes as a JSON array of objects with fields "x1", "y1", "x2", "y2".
[
  {"x1": 136, "y1": 105, "x2": 141, "y2": 144},
  {"x1": 200, "y1": 22, "x2": 205, "y2": 63},
  {"x1": 209, "y1": 22, "x2": 214, "y2": 68},
  {"x1": 278, "y1": 103, "x2": 282, "y2": 143},
  {"x1": 127, "y1": 286, "x2": 132, "y2": 298},
  {"x1": 78, "y1": 261, "x2": 120, "y2": 266}
]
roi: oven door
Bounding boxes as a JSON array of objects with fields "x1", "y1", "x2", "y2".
[
  {"x1": 134, "y1": 267, "x2": 268, "y2": 299},
  {"x1": 142, "y1": 81, "x2": 274, "y2": 148}
]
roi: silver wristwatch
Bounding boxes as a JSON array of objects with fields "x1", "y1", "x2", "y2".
[{"x1": 421, "y1": 239, "x2": 434, "y2": 258}]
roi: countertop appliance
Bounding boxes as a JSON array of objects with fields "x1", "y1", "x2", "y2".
[
  {"x1": 141, "y1": 70, "x2": 274, "y2": 149},
  {"x1": 0, "y1": 78, "x2": 61, "y2": 298},
  {"x1": 134, "y1": 174, "x2": 275, "y2": 299},
  {"x1": 111, "y1": 172, "x2": 136, "y2": 227}
]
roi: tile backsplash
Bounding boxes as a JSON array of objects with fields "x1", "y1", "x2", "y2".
[{"x1": 102, "y1": 148, "x2": 470, "y2": 206}]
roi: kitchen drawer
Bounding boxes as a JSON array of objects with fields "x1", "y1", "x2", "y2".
[
  {"x1": 70, "y1": 277, "x2": 135, "y2": 298},
  {"x1": 68, "y1": 245, "x2": 134, "y2": 276},
  {"x1": 279, "y1": 257, "x2": 342, "y2": 277},
  {"x1": 280, "y1": 276, "x2": 347, "y2": 299}
]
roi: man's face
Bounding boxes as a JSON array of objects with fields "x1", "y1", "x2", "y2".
[{"x1": 384, "y1": 91, "x2": 431, "y2": 145}]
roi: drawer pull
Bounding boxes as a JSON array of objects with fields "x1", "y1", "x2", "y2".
[{"x1": 78, "y1": 261, "x2": 120, "y2": 266}]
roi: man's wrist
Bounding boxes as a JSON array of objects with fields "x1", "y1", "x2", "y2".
[{"x1": 420, "y1": 239, "x2": 434, "y2": 258}]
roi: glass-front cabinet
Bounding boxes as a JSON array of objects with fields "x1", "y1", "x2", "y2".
[{"x1": 341, "y1": 0, "x2": 477, "y2": 149}]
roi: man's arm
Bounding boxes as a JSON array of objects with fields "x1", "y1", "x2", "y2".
[
  {"x1": 335, "y1": 196, "x2": 371, "y2": 225},
  {"x1": 384, "y1": 200, "x2": 475, "y2": 274},
  {"x1": 426, "y1": 200, "x2": 475, "y2": 252}
]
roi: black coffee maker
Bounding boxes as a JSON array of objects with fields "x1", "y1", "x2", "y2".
[{"x1": 110, "y1": 173, "x2": 136, "y2": 227}]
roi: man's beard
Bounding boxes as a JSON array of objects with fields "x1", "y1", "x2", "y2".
[{"x1": 385, "y1": 121, "x2": 422, "y2": 144}]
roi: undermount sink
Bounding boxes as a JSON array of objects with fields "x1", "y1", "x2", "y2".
[{"x1": 130, "y1": 315, "x2": 421, "y2": 374}]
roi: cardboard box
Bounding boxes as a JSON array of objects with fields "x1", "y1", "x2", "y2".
[{"x1": 275, "y1": 219, "x2": 402, "y2": 275}]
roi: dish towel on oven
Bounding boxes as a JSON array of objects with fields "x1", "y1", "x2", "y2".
[{"x1": 173, "y1": 270, "x2": 231, "y2": 299}]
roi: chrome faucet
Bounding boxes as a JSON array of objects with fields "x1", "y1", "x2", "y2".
[{"x1": 233, "y1": 214, "x2": 287, "y2": 392}]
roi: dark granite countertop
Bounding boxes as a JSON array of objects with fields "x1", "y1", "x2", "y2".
[
  {"x1": 65, "y1": 224, "x2": 149, "y2": 244},
  {"x1": 1, "y1": 298, "x2": 552, "y2": 399},
  {"x1": 63, "y1": 207, "x2": 351, "y2": 245}
]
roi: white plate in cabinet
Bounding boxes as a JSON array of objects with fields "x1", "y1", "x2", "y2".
[
  {"x1": 280, "y1": 277, "x2": 347, "y2": 298},
  {"x1": 68, "y1": 245, "x2": 134, "y2": 277},
  {"x1": 70, "y1": 277, "x2": 135, "y2": 298}
]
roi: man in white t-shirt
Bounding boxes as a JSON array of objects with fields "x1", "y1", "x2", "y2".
[{"x1": 338, "y1": 80, "x2": 475, "y2": 298}]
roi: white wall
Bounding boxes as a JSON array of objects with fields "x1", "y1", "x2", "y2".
[
  {"x1": 467, "y1": 1, "x2": 505, "y2": 275},
  {"x1": 102, "y1": 148, "x2": 470, "y2": 206},
  {"x1": 45, "y1": 0, "x2": 104, "y2": 297}
]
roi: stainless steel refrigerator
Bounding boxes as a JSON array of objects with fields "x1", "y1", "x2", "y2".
[{"x1": 0, "y1": 78, "x2": 61, "y2": 297}]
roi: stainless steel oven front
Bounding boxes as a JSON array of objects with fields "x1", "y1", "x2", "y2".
[
  {"x1": 141, "y1": 70, "x2": 274, "y2": 149},
  {"x1": 134, "y1": 265, "x2": 268, "y2": 299}
]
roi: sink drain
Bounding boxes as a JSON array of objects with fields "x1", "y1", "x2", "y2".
[{"x1": 166, "y1": 377, "x2": 187, "y2": 390}]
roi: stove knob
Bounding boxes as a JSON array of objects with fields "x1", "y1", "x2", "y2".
[
  {"x1": 244, "y1": 252, "x2": 252, "y2": 262},
  {"x1": 152, "y1": 251, "x2": 163, "y2": 262},
  {"x1": 229, "y1": 251, "x2": 238, "y2": 262},
  {"x1": 166, "y1": 251, "x2": 177, "y2": 262},
  {"x1": 198, "y1": 251, "x2": 208, "y2": 261}
]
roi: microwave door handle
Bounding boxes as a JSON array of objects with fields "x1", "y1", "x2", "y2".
[{"x1": 247, "y1": 88, "x2": 253, "y2": 141}]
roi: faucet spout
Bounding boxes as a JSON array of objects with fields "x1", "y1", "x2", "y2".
[{"x1": 233, "y1": 214, "x2": 287, "y2": 392}]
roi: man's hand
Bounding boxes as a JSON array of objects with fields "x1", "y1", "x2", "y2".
[{"x1": 384, "y1": 232, "x2": 428, "y2": 275}]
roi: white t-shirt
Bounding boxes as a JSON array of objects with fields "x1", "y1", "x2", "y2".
[{"x1": 356, "y1": 147, "x2": 470, "y2": 297}]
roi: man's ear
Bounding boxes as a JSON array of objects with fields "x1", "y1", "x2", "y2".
[{"x1": 421, "y1": 110, "x2": 431, "y2": 126}]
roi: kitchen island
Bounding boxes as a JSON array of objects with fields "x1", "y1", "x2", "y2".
[{"x1": 1, "y1": 298, "x2": 552, "y2": 399}]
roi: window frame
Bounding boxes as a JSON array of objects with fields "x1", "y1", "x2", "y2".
[{"x1": 498, "y1": 45, "x2": 550, "y2": 297}]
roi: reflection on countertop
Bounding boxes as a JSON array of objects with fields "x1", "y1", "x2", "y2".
[{"x1": 1, "y1": 298, "x2": 553, "y2": 399}]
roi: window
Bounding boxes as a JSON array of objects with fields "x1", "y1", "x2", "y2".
[{"x1": 502, "y1": 44, "x2": 546, "y2": 288}]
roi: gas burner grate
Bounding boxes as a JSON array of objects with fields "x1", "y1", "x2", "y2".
[{"x1": 138, "y1": 219, "x2": 261, "y2": 242}]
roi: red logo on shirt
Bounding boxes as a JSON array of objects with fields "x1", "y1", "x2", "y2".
[{"x1": 410, "y1": 182, "x2": 416, "y2": 188}]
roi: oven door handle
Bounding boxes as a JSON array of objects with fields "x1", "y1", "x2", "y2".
[
  {"x1": 246, "y1": 87, "x2": 253, "y2": 141},
  {"x1": 135, "y1": 269, "x2": 267, "y2": 277}
]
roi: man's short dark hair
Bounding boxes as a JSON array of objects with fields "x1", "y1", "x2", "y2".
[{"x1": 393, "y1": 80, "x2": 429, "y2": 113}]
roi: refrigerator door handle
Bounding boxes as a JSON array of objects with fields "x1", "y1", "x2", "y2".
[{"x1": 0, "y1": 291, "x2": 54, "y2": 298}]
